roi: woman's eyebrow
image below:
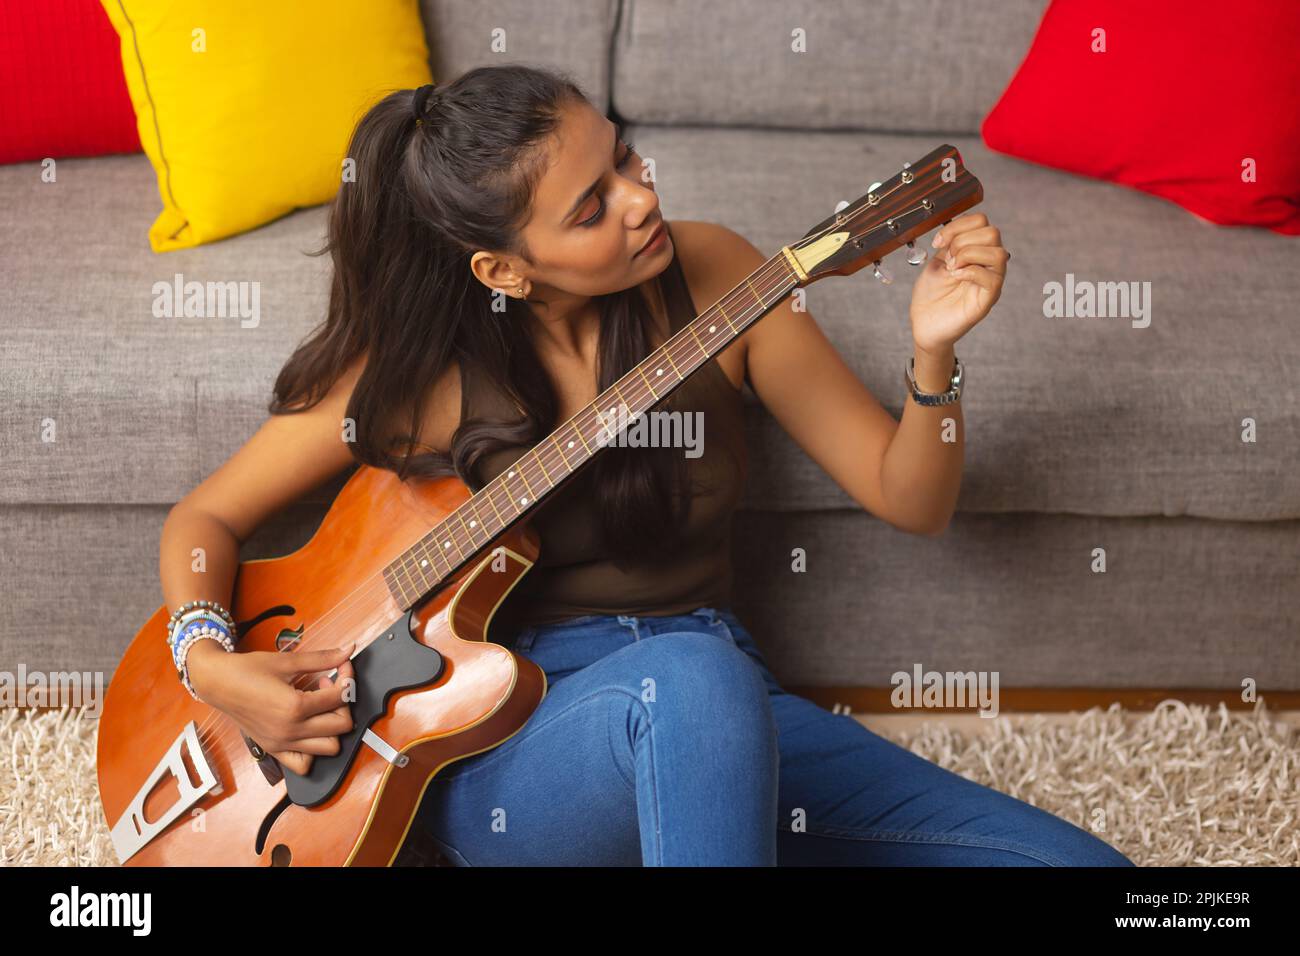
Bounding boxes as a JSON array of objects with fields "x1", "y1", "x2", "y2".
[{"x1": 561, "y1": 122, "x2": 623, "y2": 224}]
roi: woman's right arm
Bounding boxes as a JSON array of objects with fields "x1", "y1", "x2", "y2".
[{"x1": 163, "y1": 354, "x2": 369, "y2": 774}]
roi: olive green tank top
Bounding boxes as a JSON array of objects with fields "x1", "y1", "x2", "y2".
[{"x1": 465, "y1": 228, "x2": 748, "y2": 629}]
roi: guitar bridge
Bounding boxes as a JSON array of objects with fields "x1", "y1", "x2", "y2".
[{"x1": 108, "y1": 720, "x2": 221, "y2": 863}]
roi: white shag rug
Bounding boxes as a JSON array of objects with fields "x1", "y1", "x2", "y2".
[{"x1": 1, "y1": 699, "x2": 1295, "y2": 866}]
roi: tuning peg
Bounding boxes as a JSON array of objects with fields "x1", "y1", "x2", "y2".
[
  {"x1": 872, "y1": 260, "x2": 894, "y2": 285},
  {"x1": 906, "y1": 240, "x2": 927, "y2": 266}
]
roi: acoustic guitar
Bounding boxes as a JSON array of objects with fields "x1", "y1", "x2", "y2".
[{"x1": 97, "y1": 144, "x2": 982, "y2": 865}]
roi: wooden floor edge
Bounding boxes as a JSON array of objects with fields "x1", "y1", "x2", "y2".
[{"x1": 784, "y1": 687, "x2": 1300, "y2": 712}]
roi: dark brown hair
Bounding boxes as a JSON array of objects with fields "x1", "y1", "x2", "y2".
[{"x1": 270, "y1": 64, "x2": 696, "y2": 566}]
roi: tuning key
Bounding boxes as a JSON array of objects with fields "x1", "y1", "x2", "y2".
[
  {"x1": 906, "y1": 241, "x2": 927, "y2": 266},
  {"x1": 872, "y1": 260, "x2": 894, "y2": 285}
]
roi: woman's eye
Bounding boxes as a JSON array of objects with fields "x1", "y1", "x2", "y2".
[{"x1": 578, "y1": 141, "x2": 638, "y2": 227}]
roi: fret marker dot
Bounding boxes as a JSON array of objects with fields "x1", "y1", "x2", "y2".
[
  {"x1": 656, "y1": 368, "x2": 664, "y2": 376},
  {"x1": 520, "y1": 496, "x2": 528, "y2": 505},
  {"x1": 444, "y1": 540, "x2": 451, "y2": 549},
  {"x1": 469, "y1": 520, "x2": 476, "y2": 528},
  {"x1": 420, "y1": 559, "x2": 428, "y2": 567},
  {"x1": 709, "y1": 325, "x2": 716, "y2": 333},
  {"x1": 567, "y1": 440, "x2": 575, "y2": 448},
  {"x1": 508, "y1": 470, "x2": 515, "y2": 478}
]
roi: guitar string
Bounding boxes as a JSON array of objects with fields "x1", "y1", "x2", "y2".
[{"x1": 189, "y1": 159, "x2": 955, "y2": 754}]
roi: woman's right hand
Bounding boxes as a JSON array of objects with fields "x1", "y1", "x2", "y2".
[{"x1": 187, "y1": 640, "x2": 358, "y2": 776}]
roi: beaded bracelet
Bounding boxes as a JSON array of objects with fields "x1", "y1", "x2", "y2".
[
  {"x1": 168, "y1": 599, "x2": 236, "y2": 634},
  {"x1": 171, "y1": 617, "x2": 235, "y2": 700},
  {"x1": 165, "y1": 604, "x2": 238, "y2": 701},
  {"x1": 167, "y1": 609, "x2": 235, "y2": 669}
]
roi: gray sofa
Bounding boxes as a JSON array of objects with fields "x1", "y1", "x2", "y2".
[{"x1": 3, "y1": 0, "x2": 1297, "y2": 692}]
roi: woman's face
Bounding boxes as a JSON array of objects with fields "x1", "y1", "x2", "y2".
[{"x1": 475, "y1": 99, "x2": 673, "y2": 303}]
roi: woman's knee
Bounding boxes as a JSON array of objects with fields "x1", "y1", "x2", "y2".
[
  {"x1": 610, "y1": 631, "x2": 776, "y2": 745},
  {"x1": 634, "y1": 631, "x2": 771, "y2": 708}
]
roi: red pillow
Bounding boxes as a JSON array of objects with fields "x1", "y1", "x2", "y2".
[
  {"x1": 0, "y1": 0, "x2": 140, "y2": 164},
  {"x1": 981, "y1": 0, "x2": 1300, "y2": 236}
]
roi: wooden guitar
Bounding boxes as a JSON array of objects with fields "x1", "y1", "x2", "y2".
[{"x1": 96, "y1": 144, "x2": 982, "y2": 865}]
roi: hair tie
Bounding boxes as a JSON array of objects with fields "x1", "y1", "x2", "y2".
[{"x1": 411, "y1": 83, "x2": 438, "y2": 127}]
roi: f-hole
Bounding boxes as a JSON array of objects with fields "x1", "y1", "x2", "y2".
[
  {"x1": 256, "y1": 794, "x2": 294, "y2": 861},
  {"x1": 235, "y1": 604, "x2": 296, "y2": 638}
]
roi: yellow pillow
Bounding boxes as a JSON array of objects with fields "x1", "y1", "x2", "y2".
[{"x1": 99, "y1": 0, "x2": 433, "y2": 252}]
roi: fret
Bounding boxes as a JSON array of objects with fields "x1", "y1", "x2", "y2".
[
  {"x1": 611, "y1": 381, "x2": 636, "y2": 420},
  {"x1": 383, "y1": 567, "x2": 407, "y2": 605},
  {"x1": 660, "y1": 344, "x2": 684, "y2": 380},
  {"x1": 410, "y1": 544, "x2": 435, "y2": 589},
  {"x1": 531, "y1": 448, "x2": 555, "y2": 487},
  {"x1": 716, "y1": 302, "x2": 739, "y2": 334},
  {"x1": 551, "y1": 433, "x2": 573, "y2": 469},
  {"x1": 481, "y1": 482, "x2": 507, "y2": 526},
  {"x1": 512, "y1": 459, "x2": 537, "y2": 503},
  {"x1": 396, "y1": 573, "x2": 415, "y2": 609},
  {"x1": 686, "y1": 323, "x2": 711, "y2": 359},
  {"x1": 394, "y1": 560, "x2": 417, "y2": 607},
  {"x1": 465, "y1": 499, "x2": 493, "y2": 540},
  {"x1": 455, "y1": 510, "x2": 479, "y2": 548},
  {"x1": 636, "y1": 364, "x2": 660, "y2": 401},
  {"x1": 744, "y1": 277, "x2": 766, "y2": 306},
  {"x1": 500, "y1": 464, "x2": 527, "y2": 510},
  {"x1": 572, "y1": 419, "x2": 593, "y2": 455}
]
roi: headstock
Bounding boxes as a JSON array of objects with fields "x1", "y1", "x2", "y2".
[{"x1": 783, "y1": 144, "x2": 983, "y2": 287}]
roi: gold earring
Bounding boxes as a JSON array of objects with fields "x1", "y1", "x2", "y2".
[{"x1": 517, "y1": 287, "x2": 526, "y2": 299}]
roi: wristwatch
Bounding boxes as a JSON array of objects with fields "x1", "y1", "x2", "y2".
[{"x1": 904, "y1": 353, "x2": 964, "y2": 406}]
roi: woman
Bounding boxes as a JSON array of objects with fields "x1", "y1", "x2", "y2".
[{"x1": 171, "y1": 65, "x2": 1133, "y2": 866}]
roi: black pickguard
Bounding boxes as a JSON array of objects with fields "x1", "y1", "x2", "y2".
[{"x1": 281, "y1": 609, "x2": 445, "y2": 807}]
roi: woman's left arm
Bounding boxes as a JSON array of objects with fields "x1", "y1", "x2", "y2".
[{"x1": 713, "y1": 212, "x2": 1007, "y2": 536}]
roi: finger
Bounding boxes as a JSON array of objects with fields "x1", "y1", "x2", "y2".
[
  {"x1": 951, "y1": 265, "x2": 1000, "y2": 293},
  {"x1": 273, "y1": 750, "x2": 313, "y2": 775},
  {"x1": 286, "y1": 735, "x2": 345, "y2": 757},
  {"x1": 290, "y1": 708, "x2": 354, "y2": 739},
  {"x1": 948, "y1": 245, "x2": 1009, "y2": 276},
  {"x1": 933, "y1": 213, "x2": 988, "y2": 248},
  {"x1": 944, "y1": 224, "x2": 1001, "y2": 258},
  {"x1": 275, "y1": 642, "x2": 356, "y2": 677},
  {"x1": 294, "y1": 674, "x2": 354, "y2": 717}
]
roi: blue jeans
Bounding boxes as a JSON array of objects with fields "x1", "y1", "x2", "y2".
[{"x1": 415, "y1": 607, "x2": 1135, "y2": 866}]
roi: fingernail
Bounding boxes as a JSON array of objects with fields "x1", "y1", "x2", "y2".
[{"x1": 932, "y1": 232, "x2": 942, "y2": 247}]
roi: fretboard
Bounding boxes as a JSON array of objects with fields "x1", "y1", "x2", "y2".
[{"x1": 381, "y1": 248, "x2": 801, "y2": 608}]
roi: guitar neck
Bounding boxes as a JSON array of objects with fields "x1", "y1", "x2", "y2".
[{"x1": 381, "y1": 247, "x2": 803, "y2": 608}]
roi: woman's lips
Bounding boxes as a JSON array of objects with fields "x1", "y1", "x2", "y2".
[{"x1": 634, "y1": 222, "x2": 667, "y2": 257}]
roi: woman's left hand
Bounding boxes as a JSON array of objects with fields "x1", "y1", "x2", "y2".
[{"x1": 908, "y1": 212, "x2": 1009, "y2": 355}]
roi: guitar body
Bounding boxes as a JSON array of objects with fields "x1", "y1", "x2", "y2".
[{"x1": 96, "y1": 465, "x2": 546, "y2": 866}]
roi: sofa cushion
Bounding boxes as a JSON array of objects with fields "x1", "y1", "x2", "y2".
[
  {"x1": 612, "y1": 0, "x2": 1049, "y2": 133},
  {"x1": 1, "y1": 129, "x2": 1297, "y2": 520}
]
